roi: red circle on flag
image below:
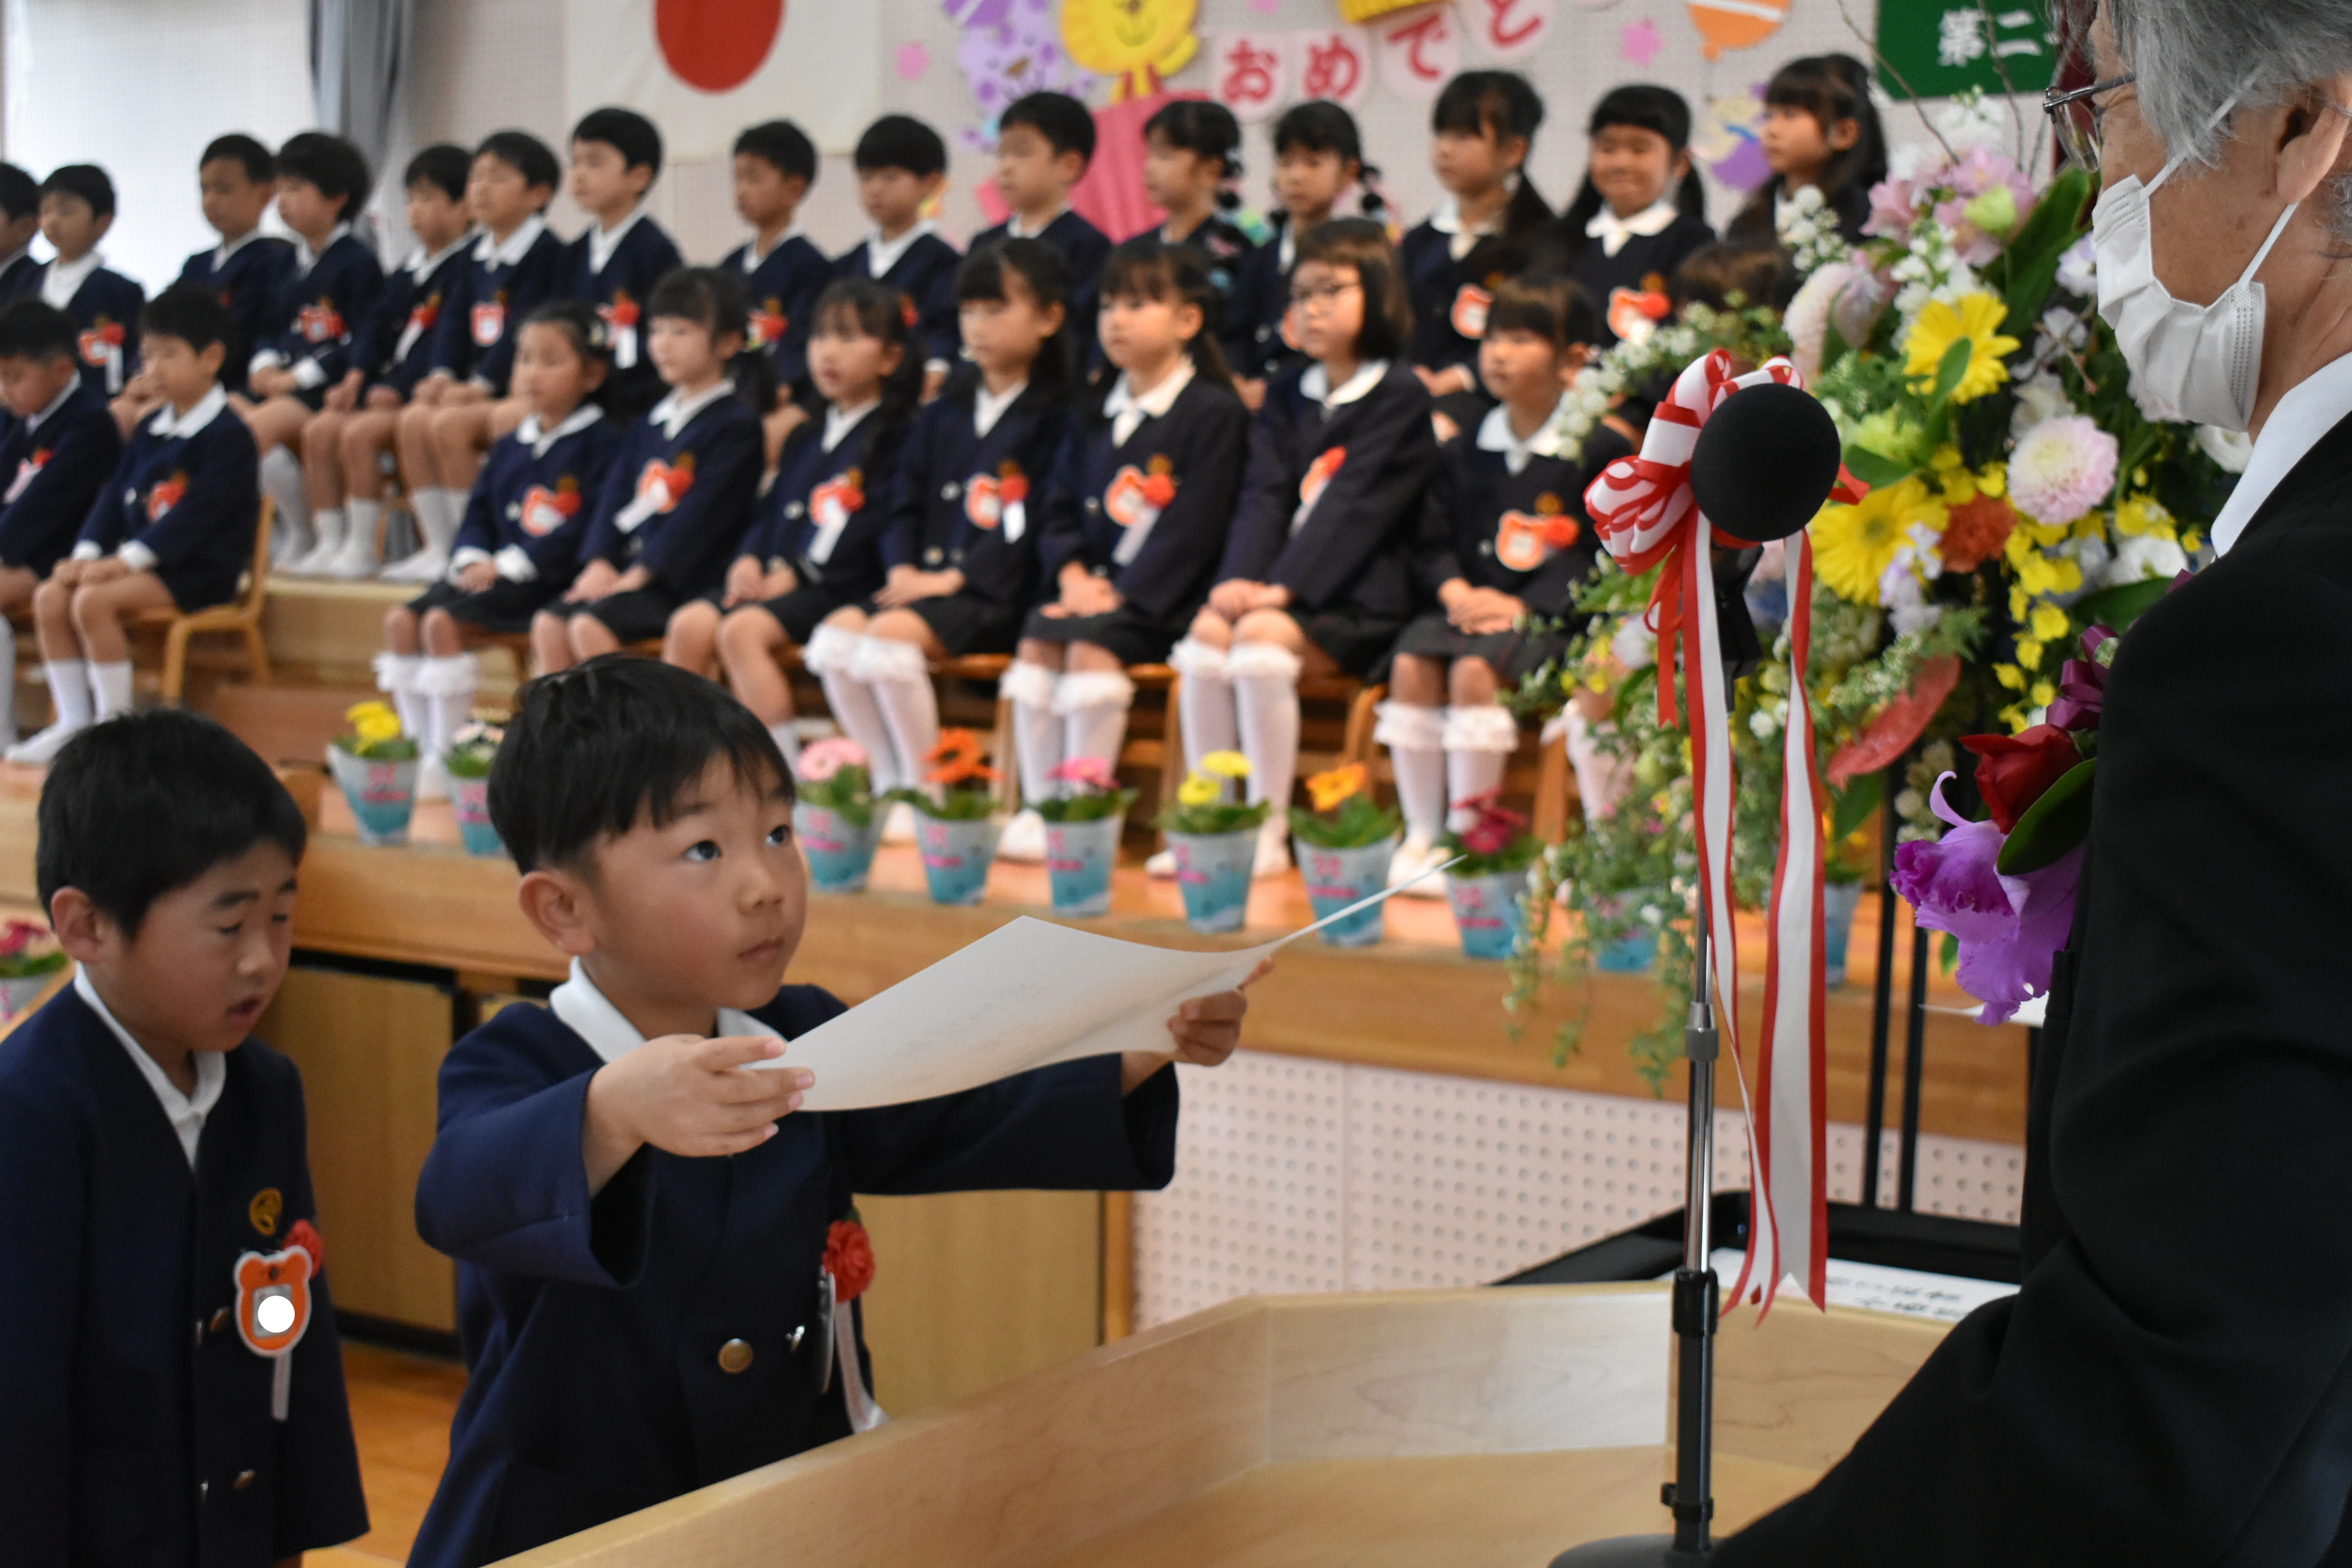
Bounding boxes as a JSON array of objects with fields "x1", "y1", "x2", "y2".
[{"x1": 655, "y1": 0, "x2": 783, "y2": 93}]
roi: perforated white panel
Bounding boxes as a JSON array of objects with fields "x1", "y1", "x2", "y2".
[{"x1": 1134, "y1": 1050, "x2": 2024, "y2": 1330}]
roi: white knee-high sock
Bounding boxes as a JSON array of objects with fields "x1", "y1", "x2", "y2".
[
  {"x1": 854, "y1": 634, "x2": 939, "y2": 795},
  {"x1": 260, "y1": 447, "x2": 311, "y2": 553},
  {"x1": 767, "y1": 720, "x2": 802, "y2": 772},
  {"x1": 90, "y1": 660, "x2": 133, "y2": 720},
  {"x1": 806, "y1": 626, "x2": 900, "y2": 790},
  {"x1": 42, "y1": 659, "x2": 91, "y2": 731},
  {"x1": 374, "y1": 652, "x2": 427, "y2": 738},
  {"x1": 1001, "y1": 659, "x2": 1063, "y2": 806},
  {"x1": 1168, "y1": 638, "x2": 1238, "y2": 786},
  {"x1": 419, "y1": 653, "x2": 480, "y2": 758},
  {"x1": 1443, "y1": 704, "x2": 1520, "y2": 829},
  {"x1": 1057, "y1": 669, "x2": 1135, "y2": 773},
  {"x1": 409, "y1": 488, "x2": 460, "y2": 557},
  {"x1": 1228, "y1": 642, "x2": 1302, "y2": 815},
  {"x1": 0, "y1": 618, "x2": 16, "y2": 745},
  {"x1": 1374, "y1": 701, "x2": 1447, "y2": 847}
]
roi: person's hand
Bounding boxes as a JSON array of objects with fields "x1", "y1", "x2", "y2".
[
  {"x1": 1450, "y1": 588, "x2": 1524, "y2": 635},
  {"x1": 581, "y1": 1033, "x2": 814, "y2": 1192},
  {"x1": 1235, "y1": 376, "x2": 1266, "y2": 413},
  {"x1": 1415, "y1": 363, "x2": 1472, "y2": 399},
  {"x1": 722, "y1": 554, "x2": 766, "y2": 608},
  {"x1": 762, "y1": 563, "x2": 799, "y2": 599},
  {"x1": 249, "y1": 367, "x2": 297, "y2": 399},
  {"x1": 412, "y1": 372, "x2": 454, "y2": 407},
  {"x1": 80, "y1": 556, "x2": 129, "y2": 586},
  {"x1": 1430, "y1": 410, "x2": 1461, "y2": 444},
  {"x1": 570, "y1": 558, "x2": 620, "y2": 601},
  {"x1": 1208, "y1": 579, "x2": 1259, "y2": 620},
  {"x1": 443, "y1": 381, "x2": 487, "y2": 407},
  {"x1": 610, "y1": 564, "x2": 652, "y2": 595},
  {"x1": 50, "y1": 558, "x2": 87, "y2": 588},
  {"x1": 1248, "y1": 582, "x2": 1292, "y2": 613},
  {"x1": 456, "y1": 560, "x2": 498, "y2": 593},
  {"x1": 877, "y1": 566, "x2": 962, "y2": 607},
  {"x1": 323, "y1": 371, "x2": 363, "y2": 413},
  {"x1": 920, "y1": 364, "x2": 947, "y2": 403},
  {"x1": 1059, "y1": 573, "x2": 1121, "y2": 617},
  {"x1": 1120, "y1": 958, "x2": 1272, "y2": 1091}
]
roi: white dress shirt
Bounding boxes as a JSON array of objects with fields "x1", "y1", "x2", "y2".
[
  {"x1": 1587, "y1": 197, "x2": 1681, "y2": 258},
  {"x1": 549, "y1": 957, "x2": 779, "y2": 1065},
  {"x1": 1105, "y1": 358, "x2": 1196, "y2": 447},
  {"x1": 40, "y1": 250, "x2": 102, "y2": 310},
  {"x1": 2212, "y1": 351, "x2": 2352, "y2": 555},
  {"x1": 973, "y1": 378, "x2": 1026, "y2": 438},
  {"x1": 78, "y1": 968, "x2": 225, "y2": 1169}
]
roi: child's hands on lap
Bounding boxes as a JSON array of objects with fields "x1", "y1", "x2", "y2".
[
  {"x1": 456, "y1": 561, "x2": 498, "y2": 593},
  {"x1": 51, "y1": 559, "x2": 87, "y2": 588},
  {"x1": 722, "y1": 554, "x2": 766, "y2": 607},
  {"x1": 876, "y1": 565, "x2": 962, "y2": 607},
  {"x1": 365, "y1": 384, "x2": 406, "y2": 411},
  {"x1": 1120, "y1": 958, "x2": 1272, "y2": 1091},
  {"x1": 324, "y1": 371, "x2": 363, "y2": 413},
  {"x1": 610, "y1": 564, "x2": 652, "y2": 595},
  {"x1": 581, "y1": 1034, "x2": 815, "y2": 1192},
  {"x1": 1207, "y1": 579, "x2": 1260, "y2": 621},
  {"x1": 571, "y1": 559, "x2": 621, "y2": 601},
  {"x1": 80, "y1": 557, "x2": 129, "y2": 586}
]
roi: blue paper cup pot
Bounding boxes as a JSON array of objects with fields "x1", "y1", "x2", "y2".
[
  {"x1": 449, "y1": 775, "x2": 504, "y2": 858},
  {"x1": 1295, "y1": 836, "x2": 1396, "y2": 948},
  {"x1": 916, "y1": 815, "x2": 1000, "y2": 906},
  {"x1": 1446, "y1": 869, "x2": 1530, "y2": 960},
  {"x1": 1165, "y1": 830, "x2": 1254, "y2": 934},
  {"x1": 327, "y1": 746, "x2": 419, "y2": 848},
  {"x1": 795, "y1": 802, "x2": 882, "y2": 893},
  {"x1": 1594, "y1": 925, "x2": 1661, "y2": 973},
  {"x1": 1044, "y1": 814, "x2": 1122, "y2": 917}
]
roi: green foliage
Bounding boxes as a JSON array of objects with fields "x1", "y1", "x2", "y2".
[{"x1": 1289, "y1": 792, "x2": 1402, "y2": 851}]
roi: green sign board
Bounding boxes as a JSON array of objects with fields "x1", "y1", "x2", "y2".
[{"x1": 1877, "y1": 0, "x2": 2060, "y2": 100}]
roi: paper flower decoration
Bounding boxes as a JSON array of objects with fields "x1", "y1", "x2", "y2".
[
  {"x1": 956, "y1": 0, "x2": 1094, "y2": 149},
  {"x1": 1060, "y1": 0, "x2": 1198, "y2": 99}
]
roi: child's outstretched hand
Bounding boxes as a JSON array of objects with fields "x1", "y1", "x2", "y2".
[
  {"x1": 1120, "y1": 958, "x2": 1273, "y2": 1092},
  {"x1": 581, "y1": 1034, "x2": 813, "y2": 1192}
]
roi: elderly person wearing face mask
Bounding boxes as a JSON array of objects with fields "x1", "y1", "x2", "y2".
[{"x1": 1708, "y1": 4, "x2": 2352, "y2": 1566}]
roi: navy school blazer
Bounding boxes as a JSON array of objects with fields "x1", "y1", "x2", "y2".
[
  {"x1": 1035, "y1": 370, "x2": 1252, "y2": 624},
  {"x1": 448, "y1": 406, "x2": 619, "y2": 590},
  {"x1": 47, "y1": 261, "x2": 146, "y2": 394},
  {"x1": 250, "y1": 230, "x2": 386, "y2": 394},
  {"x1": 0, "y1": 984, "x2": 369, "y2": 1568},
  {"x1": 832, "y1": 226, "x2": 962, "y2": 368},
  {"x1": 408, "y1": 986, "x2": 1177, "y2": 1568},
  {"x1": 76, "y1": 388, "x2": 259, "y2": 612},
  {"x1": 1223, "y1": 225, "x2": 1305, "y2": 386},
  {"x1": 574, "y1": 387, "x2": 763, "y2": 598},
  {"x1": 352, "y1": 238, "x2": 477, "y2": 398},
  {"x1": 563, "y1": 214, "x2": 683, "y2": 423},
  {"x1": 971, "y1": 208, "x2": 1112, "y2": 348},
  {"x1": 728, "y1": 231, "x2": 832, "y2": 400},
  {"x1": 176, "y1": 234, "x2": 296, "y2": 398},
  {"x1": 1218, "y1": 360, "x2": 1438, "y2": 620},
  {"x1": 883, "y1": 376, "x2": 1069, "y2": 608},
  {"x1": 429, "y1": 220, "x2": 570, "y2": 396},
  {"x1": 742, "y1": 403, "x2": 904, "y2": 603},
  {"x1": 1397, "y1": 218, "x2": 1538, "y2": 384},
  {"x1": 1154, "y1": 212, "x2": 1255, "y2": 350},
  {"x1": 0, "y1": 372, "x2": 122, "y2": 574},
  {"x1": 0, "y1": 247, "x2": 44, "y2": 301},
  {"x1": 1412, "y1": 416, "x2": 1628, "y2": 622}
]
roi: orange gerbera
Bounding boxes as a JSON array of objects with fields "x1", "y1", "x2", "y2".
[
  {"x1": 924, "y1": 729, "x2": 1000, "y2": 787},
  {"x1": 1305, "y1": 763, "x2": 1366, "y2": 813}
]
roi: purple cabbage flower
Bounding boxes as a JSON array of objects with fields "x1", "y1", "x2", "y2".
[{"x1": 1891, "y1": 773, "x2": 2083, "y2": 1025}]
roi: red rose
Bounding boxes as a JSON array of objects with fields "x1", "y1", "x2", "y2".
[
  {"x1": 288, "y1": 1217, "x2": 325, "y2": 1273},
  {"x1": 825, "y1": 1218, "x2": 876, "y2": 1303},
  {"x1": 1962, "y1": 724, "x2": 2081, "y2": 833}
]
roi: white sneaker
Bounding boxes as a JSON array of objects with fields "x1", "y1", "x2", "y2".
[
  {"x1": 1251, "y1": 816, "x2": 1291, "y2": 880},
  {"x1": 1387, "y1": 837, "x2": 1450, "y2": 898},
  {"x1": 6, "y1": 720, "x2": 84, "y2": 765},
  {"x1": 416, "y1": 752, "x2": 450, "y2": 802},
  {"x1": 379, "y1": 549, "x2": 448, "y2": 586},
  {"x1": 280, "y1": 539, "x2": 333, "y2": 578},
  {"x1": 1145, "y1": 848, "x2": 1177, "y2": 879},
  {"x1": 880, "y1": 800, "x2": 918, "y2": 844},
  {"x1": 271, "y1": 523, "x2": 317, "y2": 568},
  {"x1": 321, "y1": 531, "x2": 380, "y2": 579},
  {"x1": 996, "y1": 808, "x2": 1047, "y2": 862}
]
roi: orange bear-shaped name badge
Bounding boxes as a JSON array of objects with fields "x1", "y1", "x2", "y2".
[
  {"x1": 520, "y1": 479, "x2": 583, "y2": 537},
  {"x1": 1495, "y1": 493, "x2": 1579, "y2": 573},
  {"x1": 235, "y1": 1218, "x2": 321, "y2": 1421},
  {"x1": 1450, "y1": 283, "x2": 1492, "y2": 340}
]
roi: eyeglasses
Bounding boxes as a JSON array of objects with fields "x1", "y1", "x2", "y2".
[
  {"x1": 1289, "y1": 278, "x2": 1361, "y2": 312},
  {"x1": 2043, "y1": 73, "x2": 2136, "y2": 173}
]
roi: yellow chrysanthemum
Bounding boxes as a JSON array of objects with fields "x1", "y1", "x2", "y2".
[
  {"x1": 1904, "y1": 292, "x2": 2020, "y2": 405},
  {"x1": 345, "y1": 701, "x2": 403, "y2": 745},
  {"x1": 2029, "y1": 603, "x2": 2071, "y2": 641},
  {"x1": 1810, "y1": 476, "x2": 1947, "y2": 605},
  {"x1": 1200, "y1": 750, "x2": 1251, "y2": 780},
  {"x1": 1178, "y1": 772, "x2": 1220, "y2": 808}
]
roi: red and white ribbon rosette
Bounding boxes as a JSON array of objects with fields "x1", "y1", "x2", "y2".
[{"x1": 1583, "y1": 348, "x2": 1862, "y2": 1315}]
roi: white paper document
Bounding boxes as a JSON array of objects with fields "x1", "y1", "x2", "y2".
[{"x1": 757, "y1": 863, "x2": 1457, "y2": 1109}]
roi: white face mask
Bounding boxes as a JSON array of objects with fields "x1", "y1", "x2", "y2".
[{"x1": 2093, "y1": 93, "x2": 2298, "y2": 432}]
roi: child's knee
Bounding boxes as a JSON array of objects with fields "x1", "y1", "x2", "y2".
[
  {"x1": 383, "y1": 604, "x2": 416, "y2": 641},
  {"x1": 1187, "y1": 609, "x2": 1231, "y2": 646},
  {"x1": 1014, "y1": 637, "x2": 1064, "y2": 670},
  {"x1": 1448, "y1": 657, "x2": 1499, "y2": 704},
  {"x1": 717, "y1": 607, "x2": 774, "y2": 659},
  {"x1": 1231, "y1": 608, "x2": 1296, "y2": 646},
  {"x1": 819, "y1": 604, "x2": 866, "y2": 633}
]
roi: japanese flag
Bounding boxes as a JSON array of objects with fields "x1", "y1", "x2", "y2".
[{"x1": 565, "y1": 0, "x2": 880, "y2": 160}]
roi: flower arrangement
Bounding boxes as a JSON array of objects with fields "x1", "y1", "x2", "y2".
[
  {"x1": 796, "y1": 738, "x2": 876, "y2": 825},
  {"x1": 1287, "y1": 764, "x2": 1401, "y2": 850},
  {"x1": 1440, "y1": 791, "x2": 1541, "y2": 878},
  {"x1": 1157, "y1": 750, "x2": 1268, "y2": 835},
  {"x1": 443, "y1": 722, "x2": 502, "y2": 780},
  {"x1": 0, "y1": 918, "x2": 66, "y2": 980},
  {"x1": 335, "y1": 701, "x2": 416, "y2": 761},
  {"x1": 887, "y1": 730, "x2": 1000, "y2": 820},
  {"x1": 1034, "y1": 755, "x2": 1138, "y2": 823}
]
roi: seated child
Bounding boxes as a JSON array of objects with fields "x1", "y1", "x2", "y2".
[
  {"x1": 1012, "y1": 239, "x2": 1249, "y2": 860},
  {"x1": 809, "y1": 242, "x2": 1074, "y2": 852},
  {"x1": 723, "y1": 119, "x2": 829, "y2": 463},
  {"x1": 36, "y1": 165, "x2": 145, "y2": 399},
  {"x1": 407, "y1": 654, "x2": 1259, "y2": 1567},
  {"x1": 1137, "y1": 100, "x2": 1254, "y2": 343},
  {"x1": 238, "y1": 132, "x2": 385, "y2": 569},
  {"x1": 0, "y1": 300, "x2": 125, "y2": 744},
  {"x1": 1533, "y1": 84, "x2": 1716, "y2": 348},
  {"x1": 1399, "y1": 73, "x2": 1549, "y2": 434},
  {"x1": 1226, "y1": 100, "x2": 1381, "y2": 406},
  {"x1": 972, "y1": 91, "x2": 1109, "y2": 343},
  {"x1": 1380, "y1": 276, "x2": 1623, "y2": 891},
  {"x1": 9, "y1": 286, "x2": 257, "y2": 765},
  {"x1": 834, "y1": 114, "x2": 961, "y2": 395},
  {"x1": 299, "y1": 142, "x2": 476, "y2": 581},
  {"x1": 1184, "y1": 219, "x2": 1439, "y2": 879},
  {"x1": 555, "y1": 107, "x2": 681, "y2": 425},
  {"x1": 379, "y1": 302, "x2": 614, "y2": 787},
  {"x1": 168, "y1": 134, "x2": 294, "y2": 403},
  {"x1": 670, "y1": 279, "x2": 916, "y2": 781},
  {"x1": 388, "y1": 130, "x2": 565, "y2": 583},
  {"x1": 0, "y1": 163, "x2": 40, "y2": 301},
  {"x1": 0, "y1": 708, "x2": 367, "y2": 1565},
  {"x1": 1726, "y1": 54, "x2": 1887, "y2": 245},
  {"x1": 532, "y1": 267, "x2": 762, "y2": 673}
]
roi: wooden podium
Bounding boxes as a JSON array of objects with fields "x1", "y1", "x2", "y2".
[{"x1": 508, "y1": 1284, "x2": 1946, "y2": 1567}]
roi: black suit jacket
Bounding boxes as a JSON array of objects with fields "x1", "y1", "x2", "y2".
[{"x1": 1717, "y1": 409, "x2": 2352, "y2": 1566}]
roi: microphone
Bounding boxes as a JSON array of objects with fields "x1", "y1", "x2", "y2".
[{"x1": 1688, "y1": 381, "x2": 1846, "y2": 544}]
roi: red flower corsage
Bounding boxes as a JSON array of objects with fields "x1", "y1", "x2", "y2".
[
  {"x1": 826, "y1": 1218, "x2": 875, "y2": 1303},
  {"x1": 999, "y1": 463, "x2": 1028, "y2": 505}
]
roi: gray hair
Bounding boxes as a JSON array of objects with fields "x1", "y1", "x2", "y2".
[{"x1": 2108, "y1": 0, "x2": 2352, "y2": 234}]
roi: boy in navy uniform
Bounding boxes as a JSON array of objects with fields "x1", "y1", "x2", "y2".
[
  {"x1": 10, "y1": 286, "x2": 258, "y2": 765},
  {"x1": 0, "y1": 299, "x2": 123, "y2": 744},
  {"x1": 561, "y1": 107, "x2": 682, "y2": 424},
  {"x1": 971, "y1": 92, "x2": 1111, "y2": 346},
  {"x1": 36, "y1": 165, "x2": 145, "y2": 398},
  {"x1": 171, "y1": 134, "x2": 296, "y2": 404},
  {"x1": 0, "y1": 163, "x2": 42, "y2": 303},
  {"x1": 723, "y1": 118, "x2": 829, "y2": 462},
  {"x1": 408, "y1": 655, "x2": 1259, "y2": 1567},
  {"x1": 835, "y1": 114, "x2": 961, "y2": 396},
  {"x1": 0, "y1": 708, "x2": 369, "y2": 1566}
]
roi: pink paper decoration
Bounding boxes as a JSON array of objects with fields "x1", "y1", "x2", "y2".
[
  {"x1": 1070, "y1": 91, "x2": 1194, "y2": 242},
  {"x1": 1471, "y1": 0, "x2": 1551, "y2": 62},
  {"x1": 1213, "y1": 33, "x2": 1289, "y2": 122},
  {"x1": 1619, "y1": 15, "x2": 1661, "y2": 64},
  {"x1": 897, "y1": 40, "x2": 931, "y2": 80},
  {"x1": 1297, "y1": 27, "x2": 1372, "y2": 107},
  {"x1": 1377, "y1": 5, "x2": 1459, "y2": 102}
]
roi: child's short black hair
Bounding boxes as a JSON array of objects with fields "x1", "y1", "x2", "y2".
[
  {"x1": 1486, "y1": 274, "x2": 1597, "y2": 351},
  {"x1": 1272, "y1": 100, "x2": 1383, "y2": 220},
  {"x1": 39, "y1": 165, "x2": 115, "y2": 220},
  {"x1": 489, "y1": 656, "x2": 789, "y2": 875},
  {"x1": 36, "y1": 710, "x2": 307, "y2": 936},
  {"x1": 1294, "y1": 217, "x2": 1410, "y2": 363},
  {"x1": 201, "y1": 134, "x2": 275, "y2": 185},
  {"x1": 649, "y1": 265, "x2": 772, "y2": 413},
  {"x1": 1143, "y1": 99, "x2": 1243, "y2": 209},
  {"x1": 276, "y1": 131, "x2": 372, "y2": 221},
  {"x1": 1000, "y1": 91, "x2": 1096, "y2": 167},
  {"x1": 476, "y1": 130, "x2": 562, "y2": 198},
  {"x1": 573, "y1": 106, "x2": 665, "y2": 180},
  {"x1": 1431, "y1": 72, "x2": 1549, "y2": 242},
  {"x1": 1753, "y1": 54, "x2": 1887, "y2": 206},
  {"x1": 809, "y1": 276, "x2": 925, "y2": 414},
  {"x1": 0, "y1": 163, "x2": 36, "y2": 223},
  {"x1": 1671, "y1": 239, "x2": 1800, "y2": 314},
  {"x1": 854, "y1": 114, "x2": 948, "y2": 178},
  {"x1": 734, "y1": 119, "x2": 818, "y2": 185},
  {"x1": 956, "y1": 238, "x2": 1076, "y2": 394},
  {"x1": 405, "y1": 143, "x2": 472, "y2": 206},
  {"x1": 142, "y1": 282, "x2": 236, "y2": 357},
  {"x1": 0, "y1": 298, "x2": 80, "y2": 363},
  {"x1": 1096, "y1": 238, "x2": 1234, "y2": 397}
]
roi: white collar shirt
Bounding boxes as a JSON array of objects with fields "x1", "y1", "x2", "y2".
[
  {"x1": 294, "y1": 223, "x2": 352, "y2": 276},
  {"x1": 1476, "y1": 398, "x2": 1571, "y2": 475},
  {"x1": 650, "y1": 379, "x2": 736, "y2": 441},
  {"x1": 1007, "y1": 209, "x2": 1067, "y2": 240},
  {"x1": 586, "y1": 203, "x2": 652, "y2": 276},
  {"x1": 823, "y1": 399, "x2": 877, "y2": 452},
  {"x1": 1428, "y1": 196, "x2": 1502, "y2": 263},
  {"x1": 149, "y1": 383, "x2": 229, "y2": 439},
  {"x1": 78, "y1": 968, "x2": 225, "y2": 1169},
  {"x1": 476, "y1": 215, "x2": 547, "y2": 267},
  {"x1": 2213, "y1": 352, "x2": 2352, "y2": 555},
  {"x1": 211, "y1": 229, "x2": 267, "y2": 270},
  {"x1": 973, "y1": 379, "x2": 1026, "y2": 438},
  {"x1": 863, "y1": 220, "x2": 937, "y2": 279},
  {"x1": 409, "y1": 231, "x2": 476, "y2": 278},
  {"x1": 549, "y1": 957, "x2": 779, "y2": 1065},
  {"x1": 1587, "y1": 197, "x2": 1680, "y2": 258},
  {"x1": 516, "y1": 403, "x2": 604, "y2": 456},
  {"x1": 1105, "y1": 359, "x2": 1195, "y2": 447},
  {"x1": 1299, "y1": 359, "x2": 1389, "y2": 409},
  {"x1": 742, "y1": 224, "x2": 806, "y2": 269},
  {"x1": 24, "y1": 371, "x2": 81, "y2": 436},
  {"x1": 41, "y1": 250, "x2": 102, "y2": 310}
]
